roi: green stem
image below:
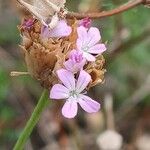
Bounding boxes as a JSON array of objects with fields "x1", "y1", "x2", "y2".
[{"x1": 13, "y1": 89, "x2": 49, "y2": 150}]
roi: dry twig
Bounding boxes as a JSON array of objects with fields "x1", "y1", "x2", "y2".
[{"x1": 67, "y1": 0, "x2": 150, "y2": 19}]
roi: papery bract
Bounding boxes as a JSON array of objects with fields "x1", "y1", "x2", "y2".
[
  {"x1": 50, "y1": 69, "x2": 100, "y2": 118},
  {"x1": 77, "y1": 26, "x2": 106, "y2": 61},
  {"x1": 41, "y1": 20, "x2": 72, "y2": 38},
  {"x1": 17, "y1": 0, "x2": 66, "y2": 28}
]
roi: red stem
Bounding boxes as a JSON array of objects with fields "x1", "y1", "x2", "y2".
[{"x1": 66, "y1": 0, "x2": 148, "y2": 19}]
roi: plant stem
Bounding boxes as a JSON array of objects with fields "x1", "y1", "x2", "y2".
[
  {"x1": 67, "y1": 0, "x2": 147, "y2": 19},
  {"x1": 13, "y1": 89, "x2": 49, "y2": 150}
]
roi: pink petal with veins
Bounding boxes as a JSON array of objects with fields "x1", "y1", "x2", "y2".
[
  {"x1": 76, "y1": 70, "x2": 91, "y2": 93},
  {"x1": 41, "y1": 20, "x2": 72, "y2": 38},
  {"x1": 79, "y1": 94, "x2": 100, "y2": 113},
  {"x1": 62, "y1": 98, "x2": 78, "y2": 118},
  {"x1": 50, "y1": 84, "x2": 69, "y2": 99},
  {"x1": 57, "y1": 69, "x2": 75, "y2": 90}
]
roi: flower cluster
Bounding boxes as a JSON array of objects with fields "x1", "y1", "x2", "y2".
[
  {"x1": 48, "y1": 18, "x2": 106, "y2": 118},
  {"x1": 19, "y1": 17, "x2": 106, "y2": 118}
]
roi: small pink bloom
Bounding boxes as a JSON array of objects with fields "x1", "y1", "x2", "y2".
[
  {"x1": 64, "y1": 50, "x2": 86, "y2": 73},
  {"x1": 41, "y1": 20, "x2": 72, "y2": 38},
  {"x1": 22, "y1": 18, "x2": 35, "y2": 30},
  {"x1": 50, "y1": 69, "x2": 100, "y2": 118},
  {"x1": 77, "y1": 26, "x2": 106, "y2": 61},
  {"x1": 79, "y1": 18, "x2": 92, "y2": 28}
]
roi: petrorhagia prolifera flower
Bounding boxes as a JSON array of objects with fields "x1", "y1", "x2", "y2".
[
  {"x1": 18, "y1": 17, "x2": 106, "y2": 118},
  {"x1": 17, "y1": 0, "x2": 107, "y2": 118},
  {"x1": 77, "y1": 26, "x2": 107, "y2": 61},
  {"x1": 48, "y1": 24, "x2": 107, "y2": 118},
  {"x1": 50, "y1": 69, "x2": 100, "y2": 118}
]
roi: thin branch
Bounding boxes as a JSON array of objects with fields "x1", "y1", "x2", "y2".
[{"x1": 66, "y1": 0, "x2": 149, "y2": 19}]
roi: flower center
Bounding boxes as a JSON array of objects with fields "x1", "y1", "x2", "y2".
[
  {"x1": 69, "y1": 90, "x2": 78, "y2": 99},
  {"x1": 82, "y1": 46, "x2": 89, "y2": 52}
]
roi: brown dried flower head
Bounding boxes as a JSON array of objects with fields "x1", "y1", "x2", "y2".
[{"x1": 18, "y1": 18, "x2": 106, "y2": 89}]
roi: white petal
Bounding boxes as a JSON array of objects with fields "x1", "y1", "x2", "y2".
[
  {"x1": 78, "y1": 94, "x2": 100, "y2": 113},
  {"x1": 62, "y1": 98, "x2": 78, "y2": 118},
  {"x1": 50, "y1": 84, "x2": 69, "y2": 99},
  {"x1": 76, "y1": 70, "x2": 91, "y2": 93},
  {"x1": 57, "y1": 69, "x2": 75, "y2": 90}
]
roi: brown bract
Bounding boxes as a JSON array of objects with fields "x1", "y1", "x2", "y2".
[
  {"x1": 86, "y1": 55, "x2": 106, "y2": 87},
  {"x1": 18, "y1": 18, "x2": 106, "y2": 89}
]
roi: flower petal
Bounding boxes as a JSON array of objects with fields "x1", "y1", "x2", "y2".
[
  {"x1": 88, "y1": 44, "x2": 106, "y2": 54},
  {"x1": 62, "y1": 98, "x2": 78, "y2": 118},
  {"x1": 76, "y1": 70, "x2": 91, "y2": 93},
  {"x1": 57, "y1": 69, "x2": 75, "y2": 90},
  {"x1": 87, "y1": 27, "x2": 101, "y2": 46},
  {"x1": 50, "y1": 84, "x2": 69, "y2": 99},
  {"x1": 78, "y1": 94, "x2": 100, "y2": 113},
  {"x1": 64, "y1": 58, "x2": 86, "y2": 73},
  {"x1": 77, "y1": 26, "x2": 88, "y2": 45},
  {"x1": 41, "y1": 20, "x2": 72, "y2": 38},
  {"x1": 76, "y1": 39, "x2": 83, "y2": 50},
  {"x1": 83, "y1": 52, "x2": 96, "y2": 61},
  {"x1": 64, "y1": 60, "x2": 74, "y2": 71}
]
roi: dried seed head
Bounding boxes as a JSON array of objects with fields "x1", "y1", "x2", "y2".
[
  {"x1": 86, "y1": 55, "x2": 106, "y2": 87},
  {"x1": 19, "y1": 18, "x2": 106, "y2": 89}
]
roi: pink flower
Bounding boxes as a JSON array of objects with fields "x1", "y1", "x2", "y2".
[
  {"x1": 22, "y1": 18, "x2": 35, "y2": 30},
  {"x1": 50, "y1": 69, "x2": 100, "y2": 118},
  {"x1": 64, "y1": 50, "x2": 86, "y2": 73},
  {"x1": 41, "y1": 20, "x2": 72, "y2": 38},
  {"x1": 79, "y1": 17, "x2": 92, "y2": 28},
  {"x1": 77, "y1": 26, "x2": 106, "y2": 61}
]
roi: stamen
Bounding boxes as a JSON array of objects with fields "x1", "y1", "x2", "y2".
[
  {"x1": 82, "y1": 46, "x2": 89, "y2": 52},
  {"x1": 69, "y1": 90, "x2": 78, "y2": 98}
]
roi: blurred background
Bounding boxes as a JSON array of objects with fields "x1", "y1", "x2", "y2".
[{"x1": 0, "y1": 0, "x2": 150, "y2": 149}]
